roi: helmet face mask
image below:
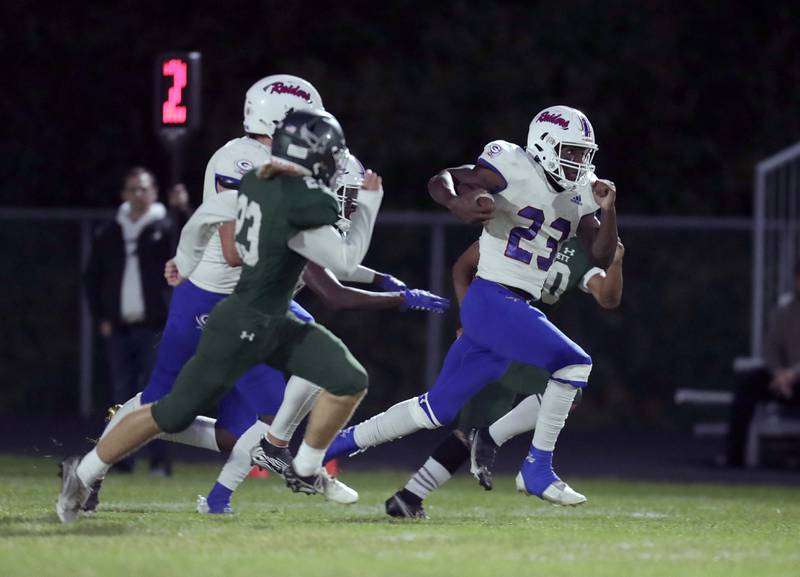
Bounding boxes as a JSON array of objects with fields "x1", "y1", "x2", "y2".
[
  {"x1": 243, "y1": 74, "x2": 324, "y2": 137},
  {"x1": 526, "y1": 106, "x2": 598, "y2": 190},
  {"x1": 332, "y1": 152, "x2": 365, "y2": 232}
]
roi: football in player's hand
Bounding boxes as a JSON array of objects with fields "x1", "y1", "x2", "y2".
[
  {"x1": 452, "y1": 183, "x2": 495, "y2": 225},
  {"x1": 474, "y1": 192, "x2": 495, "y2": 210},
  {"x1": 456, "y1": 183, "x2": 493, "y2": 206}
]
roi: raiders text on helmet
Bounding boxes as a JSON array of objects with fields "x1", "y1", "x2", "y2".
[
  {"x1": 526, "y1": 105, "x2": 597, "y2": 190},
  {"x1": 243, "y1": 74, "x2": 324, "y2": 137}
]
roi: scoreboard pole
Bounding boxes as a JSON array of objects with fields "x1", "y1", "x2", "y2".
[{"x1": 154, "y1": 52, "x2": 202, "y2": 186}]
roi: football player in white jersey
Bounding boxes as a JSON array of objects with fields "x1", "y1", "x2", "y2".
[
  {"x1": 79, "y1": 76, "x2": 447, "y2": 515},
  {"x1": 324, "y1": 106, "x2": 618, "y2": 506}
]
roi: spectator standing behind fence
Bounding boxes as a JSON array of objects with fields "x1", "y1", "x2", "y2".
[
  {"x1": 83, "y1": 167, "x2": 179, "y2": 475},
  {"x1": 724, "y1": 264, "x2": 800, "y2": 467}
]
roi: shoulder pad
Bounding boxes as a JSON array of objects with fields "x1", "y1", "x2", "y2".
[
  {"x1": 477, "y1": 140, "x2": 524, "y2": 178},
  {"x1": 212, "y1": 139, "x2": 270, "y2": 190}
]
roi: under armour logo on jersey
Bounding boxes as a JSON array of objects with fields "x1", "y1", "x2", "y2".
[
  {"x1": 195, "y1": 314, "x2": 209, "y2": 331},
  {"x1": 570, "y1": 194, "x2": 582, "y2": 205},
  {"x1": 525, "y1": 455, "x2": 536, "y2": 464},
  {"x1": 240, "y1": 331, "x2": 255, "y2": 341},
  {"x1": 562, "y1": 247, "x2": 576, "y2": 258}
]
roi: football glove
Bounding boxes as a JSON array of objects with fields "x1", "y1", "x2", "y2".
[
  {"x1": 400, "y1": 289, "x2": 450, "y2": 313},
  {"x1": 379, "y1": 274, "x2": 407, "y2": 292}
]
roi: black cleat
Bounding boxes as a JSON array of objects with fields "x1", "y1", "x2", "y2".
[
  {"x1": 385, "y1": 490, "x2": 428, "y2": 519},
  {"x1": 250, "y1": 438, "x2": 293, "y2": 476},
  {"x1": 469, "y1": 427, "x2": 499, "y2": 491},
  {"x1": 82, "y1": 479, "x2": 103, "y2": 513}
]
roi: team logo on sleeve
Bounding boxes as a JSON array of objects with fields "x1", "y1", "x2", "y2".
[
  {"x1": 235, "y1": 159, "x2": 254, "y2": 174},
  {"x1": 195, "y1": 314, "x2": 209, "y2": 330},
  {"x1": 487, "y1": 143, "x2": 502, "y2": 157}
]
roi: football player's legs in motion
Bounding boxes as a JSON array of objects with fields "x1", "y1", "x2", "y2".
[{"x1": 328, "y1": 276, "x2": 591, "y2": 505}]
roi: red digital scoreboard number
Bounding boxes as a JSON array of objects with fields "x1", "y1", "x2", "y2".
[
  {"x1": 162, "y1": 58, "x2": 188, "y2": 124},
  {"x1": 154, "y1": 52, "x2": 201, "y2": 134}
]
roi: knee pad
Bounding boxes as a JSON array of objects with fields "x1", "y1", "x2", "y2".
[
  {"x1": 326, "y1": 363, "x2": 369, "y2": 397},
  {"x1": 152, "y1": 401, "x2": 199, "y2": 434}
]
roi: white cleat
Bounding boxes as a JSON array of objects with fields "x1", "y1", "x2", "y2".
[
  {"x1": 284, "y1": 465, "x2": 359, "y2": 504},
  {"x1": 515, "y1": 473, "x2": 587, "y2": 506},
  {"x1": 56, "y1": 456, "x2": 90, "y2": 523},
  {"x1": 320, "y1": 470, "x2": 359, "y2": 505}
]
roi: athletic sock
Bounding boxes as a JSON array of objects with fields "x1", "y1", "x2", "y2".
[
  {"x1": 269, "y1": 377, "x2": 322, "y2": 443},
  {"x1": 531, "y1": 380, "x2": 577, "y2": 452},
  {"x1": 404, "y1": 433, "x2": 467, "y2": 500},
  {"x1": 215, "y1": 421, "x2": 269, "y2": 493},
  {"x1": 160, "y1": 416, "x2": 220, "y2": 452},
  {"x1": 294, "y1": 441, "x2": 326, "y2": 476},
  {"x1": 488, "y1": 393, "x2": 542, "y2": 446},
  {"x1": 353, "y1": 398, "x2": 435, "y2": 449},
  {"x1": 76, "y1": 448, "x2": 110, "y2": 487},
  {"x1": 206, "y1": 482, "x2": 233, "y2": 512}
]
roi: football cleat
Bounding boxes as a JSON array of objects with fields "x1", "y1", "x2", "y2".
[
  {"x1": 56, "y1": 456, "x2": 90, "y2": 523},
  {"x1": 81, "y1": 479, "x2": 104, "y2": 513},
  {"x1": 58, "y1": 464, "x2": 102, "y2": 513},
  {"x1": 515, "y1": 448, "x2": 586, "y2": 506},
  {"x1": 250, "y1": 438, "x2": 293, "y2": 476},
  {"x1": 469, "y1": 428, "x2": 499, "y2": 491},
  {"x1": 385, "y1": 491, "x2": 429, "y2": 519},
  {"x1": 105, "y1": 403, "x2": 123, "y2": 422},
  {"x1": 283, "y1": 465, "x2": 358, "y2": 504},
  {"x1": 196, "y1": 495, "x2": 234, "y2": 515},
  {"x1": 323, "y1": 426, "x2": 360, "y2": 464},
  {"x1": 515, "y1": 473, "x2": 586, "y2": 506}
]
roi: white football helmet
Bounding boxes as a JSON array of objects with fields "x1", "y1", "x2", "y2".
[
  {"x1": 526, "y1": 105, "x2": 597, "y2": 190},
  {"x1": 243, "y1": 74, "x2": 324, "y2": 137},
  {"x1": 332, "y1": 153, "x2": 365, "y2": 232}
]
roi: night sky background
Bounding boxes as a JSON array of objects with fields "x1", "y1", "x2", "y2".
[
  {"x1": 3, "y1": 0, "x2": 799, "y2": 214},
  {"x1": 1, "y1": 1, "x2": 798, "y2": 428}
]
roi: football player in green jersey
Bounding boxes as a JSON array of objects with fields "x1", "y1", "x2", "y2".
[
  {"x1": 386, "y1": 237, "x2": 624, "y2": 518},
  {"x1": 58, "y1": 109, "x2": 380, "y2": 522}
]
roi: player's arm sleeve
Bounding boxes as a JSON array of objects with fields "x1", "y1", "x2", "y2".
[
  {"x1": 287, "y1": 188, "x2": 383, "y2": 277},
  {"x1": 578, "y1": 267, "x2": 606, "y2": 293},
  {"x1": 173, "y1": 190, "x2": 238, "y2": 277},
  {"x1": 335, "y1": 265, "x2": 377, "y2": 283}
]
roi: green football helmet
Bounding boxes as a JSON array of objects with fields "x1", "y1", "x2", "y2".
[{"x1": 271, "y1": 109, "x2": 348, "y2": 187}]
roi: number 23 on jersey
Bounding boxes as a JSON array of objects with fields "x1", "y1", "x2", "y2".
[
  {"x1": 235, "y1": 194, "x2": 262, "y2": 266},
  {"x1": 504, "y1": 206, "x2": 570, "y2": 272}
]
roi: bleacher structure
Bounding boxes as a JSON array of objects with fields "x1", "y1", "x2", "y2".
[{"x1": 676, "y1": 141, "x2": 800, "y2": 467}]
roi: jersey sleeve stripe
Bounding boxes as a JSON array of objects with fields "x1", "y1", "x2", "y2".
[
  {"x1": 215, "y1": 174, "x2": 242, "y2": 191},
  {"x1": 476, "y1": 158, "x2": 508, "y2": 193}
]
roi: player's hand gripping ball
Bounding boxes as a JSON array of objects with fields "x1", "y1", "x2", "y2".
[{"x1": 451, "y1": 183, "x2": 495, "y2": 225}]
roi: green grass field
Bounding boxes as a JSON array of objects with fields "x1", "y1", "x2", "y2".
[{"x1": 0, "y1": 455, "x2": 798, "y2": 577}]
